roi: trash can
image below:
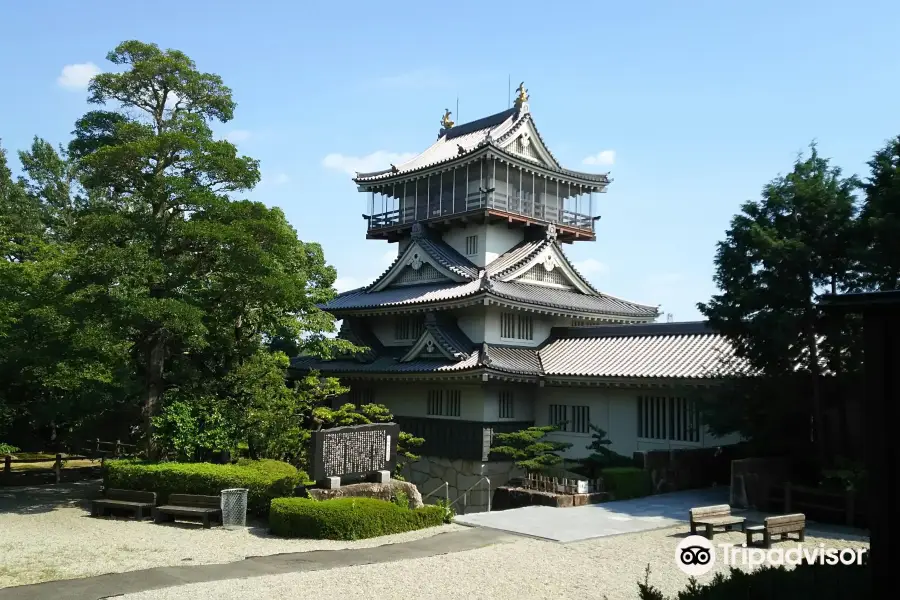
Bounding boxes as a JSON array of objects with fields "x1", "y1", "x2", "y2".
[{"x1": 220, "y1": 488, "x2": 249, "y2": 529}]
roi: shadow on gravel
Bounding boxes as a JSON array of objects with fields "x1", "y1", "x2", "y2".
[{"x1": 0, "y1": 480, "x2": 101, "y2": 515}]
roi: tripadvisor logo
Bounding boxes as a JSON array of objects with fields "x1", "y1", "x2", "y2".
[{"x1": 676, "y1": 535, "x2": 867, "y2": 576}]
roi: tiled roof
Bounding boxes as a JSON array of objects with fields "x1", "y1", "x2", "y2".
[
  {"x1": 337, "y1": 318, "x2": 384, "y2": 361},
  {"x1": 355, "y1": 109, "x2": 518, "y2": 182},
  {"x1": 325, "y1": 280, "x2": 484, "y2": 311},
  {"x1": 416, "y1": 236, "x2": 479, "y2": 280},
  {"x1": 484, "y1": 238, "x2": 546, "y2": 278},
  {"x1": 424, "y1": 313, "x2": 473, "y2": 359},
  {"x1": 290, "y1": 354, "x2": 481, "y2": 374},
  {"x1": 539, "y1": 321, "x2": 749, "y2": 378},
  {"x1": 488, "y1": 281, "x2": 658, "y2": 318},
  {"x1": 480, "y1": 344, "x2": 543, "y2": 375}
]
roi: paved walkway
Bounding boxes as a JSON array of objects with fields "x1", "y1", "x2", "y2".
[
  {"x1": 0, "y1": 528, "x2": 515, "y2": 600},
  {"x1": 454, "y1": 487, "x2": 731, "y2": 542}
]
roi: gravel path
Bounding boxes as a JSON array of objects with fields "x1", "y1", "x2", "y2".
[
  {"x1": 117, "y1": 526, "x2": 869, "y2": 600},
  {"x1": 0, "y1": 505, "x2": 464, "y2": 588}
]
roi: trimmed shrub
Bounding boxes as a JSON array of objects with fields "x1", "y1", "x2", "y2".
[
  {"x1": 602, "y1": 466, "x2": 652, "y2": 500},
  {"x1": 639, "y1": 562, "x2": 869, "y2": 599},
  {"x1": 269, "y1": 497, "x2": 447, "y2": 540},
  {"x1": 104, "y1": 459, "x2": 304, "y2": 516},
  {"x1": 0, "y1": 443, "x2": 20, "y2": 455}
]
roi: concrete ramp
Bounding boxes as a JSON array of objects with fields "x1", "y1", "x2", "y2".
[{"x1": 454, "y1": 487, "x2": 729, "y2": 543}]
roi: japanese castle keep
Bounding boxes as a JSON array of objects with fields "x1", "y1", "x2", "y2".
[{"x1": 292, "y1": 85, "x2": 740, "y2": 509}]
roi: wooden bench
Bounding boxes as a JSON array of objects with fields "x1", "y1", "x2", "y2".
[
  {"x1": 746, "y1": 513, "x2": 806, "y2": 548},
  {"x1": 92, "y1": 489, "x2": 157, "y2": 519},
  {"x1": 153, "y1": 494, "x2": 222, "y2": 528},
  {"x1": 689, "y1": 504, "x2": 746, "y2": 539}
]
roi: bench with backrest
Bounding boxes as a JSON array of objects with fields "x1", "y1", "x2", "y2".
[
  {"x1": 153, "y1": 494, "x2": 222, "y2": 528},
  {"x1": 689, "y1": 504, "x2": 746, "y2": 539},
  {"x1": 746, "y1": 513, "x2": 806, "y2": 548},
  {"x1": 92, "y1": 489, "x2": 157, "y2": 519}
]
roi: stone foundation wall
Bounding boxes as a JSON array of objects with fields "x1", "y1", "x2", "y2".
[{"x1": 402, "y1": 455, "x2": 520, "y2": 513}]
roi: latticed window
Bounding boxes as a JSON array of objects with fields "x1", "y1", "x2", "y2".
[
  {"x1": 500, "y1": 312, "x2": 533, "y2": 340},
  {"x1": 571, "y1": 405, "x2": 590, "y2": 434},
  {"x1": 427, "y1": 389, "x2": 461, "y2": 417},
  {"x1": 394, "y1": 316, "x2": 424, "y2": 341},
  {"x1": 637, "y1": 396, "x2": 700, "y2": 443},
  {"x1": 498, "y1": 390, "x2": 514, "y2": 419},
  {"x1": 549, "y1": 404, "x2": 567, "y2": 429},
  {"x1": 465, "y1": 235, "x2": 478, "y2": 256}
]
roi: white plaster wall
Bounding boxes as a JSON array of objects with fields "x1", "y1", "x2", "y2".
[
  {"x1": 484, "y1": 226, "x2": 525, "y2": 266},
  {"x1": 369, "y1": 382, "x2": 486, "y2": 421},
  {"x1": 442, "y1": 224, "x2": 487, "y2": 266},
  {"x1": 483, "y1": 306, "x2": 569, "y2": 347},
  {"x1": 533, "y1": 387, "x2": 741, "y2": 459},
  {"x1": 369, "y1": 315, "x2": 414, "y2": 348},
  {"x1": 481, "y1": 384, "x2": 536, "y2": 422},
  {"x1": 456, "y1": 310, "x2": 486, "y2": 343}
]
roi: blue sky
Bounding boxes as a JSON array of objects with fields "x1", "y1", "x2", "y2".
[{"x1": 2, "y1": 0, "x2": 898, "y2": 320}]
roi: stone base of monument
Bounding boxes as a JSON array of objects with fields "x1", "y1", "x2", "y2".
[
  {"x1": 371, "y1": 470, "x2": 391, "y2": 484},
  {"x1": 320, "y1": 476, "x2": 342, "y2": 489},
  {"x1": 307, "y1": 479, "x2": 424, "y2": 509}
]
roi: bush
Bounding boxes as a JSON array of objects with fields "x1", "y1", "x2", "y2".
[
  {"x1": 104, "y1": 459, "x2": 304, "y2": 516},
  {"x1": 639, "y1": 561, "x2": 869, "y2": 599},
  {"x1": 0, "y1": 443, "x2": 20, "y2": 455},
  {"x1": 602, "y1": 466, "x2": 652, "y2": 500},
  {"x1": 269, "y1": 497, "x2": 447, "y2": 540}
]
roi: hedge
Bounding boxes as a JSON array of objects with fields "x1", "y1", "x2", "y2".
[
  {"x1": 602, "y1": 466, "x2": 652, "y2": 500},
  {"x1": 639, "y1": 562, "x2": 869, "y2": 599},
  {"x1": 104, "y1": 459, "x2": 305, "y2": 516},
  {"x1": 269, "y1": 497, "x2": 447, "y2": 540}
]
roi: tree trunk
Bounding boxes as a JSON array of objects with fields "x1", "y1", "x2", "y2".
[
  {"x1": 806, "y1": 328, "x2": 828, "y2": 468},
  {"x1": 143, "y1": 334, "x2": 166, "y2": 460}
]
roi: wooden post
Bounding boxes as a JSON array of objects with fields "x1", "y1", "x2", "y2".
[
  {"x1": 96, "y1": 438, "x2": 100, "y2": 453},
  {"x1": 3, "y1": 455, "x2": 10, "y2": 475},
  {"x1": 54, "y1": 453, "x2": 62, "y2": 484},
  {"x1": 115, "y1": 440, "x2": 121, "y2": 458}
]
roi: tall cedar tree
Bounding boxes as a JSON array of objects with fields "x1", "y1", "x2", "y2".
[
  {"x1": 859, "y1": 135, "x2": 900, "y2": 291},
  {"x1": 698, "y1": 144, "x2": 859, "y2": 464},
  {"x1": 66, "y1": 41, "x2": 344, "y2": 455}
]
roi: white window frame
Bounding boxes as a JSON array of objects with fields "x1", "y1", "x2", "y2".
[
  {"x1": 426, "y1": 389, "x2": 461, "y2": 418},
  {"x1": 637, "y1": 395, "x2": 702, "y2": 444},
  {"x1": 500, "y1": 312, "x2": 534, "y2": 341},
  {"x1": 465, "y1": 234, "x2": 479, "y2": 256},
  {"x1": 498, "y1": 390, "x2": 515, "y2": 419}
]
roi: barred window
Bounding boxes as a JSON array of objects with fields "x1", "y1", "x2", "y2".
[
  {"x1": 571, "y1": 405, "x2": 590, "y2": 434},
  {"x1": 427, "y1": 389, "x2": 461, "y2": 418},
  {"x1": 637, "y1": 396, "x2": 700, "y2": 443},
  {"x1": 395, "y1": 315, "x2": 424, "y2": 340},
  {"x1": 500, "y1": 312, "x2": 533, "y2": 340},
  {"x1": 549, "y1": 404, "x2": 567, "y2": 429},
  {"x1": 465, "y1": 235, "x2": 479, "y2": 256},
  {"x1": 499, "y1": 390, "x2": 514, "y2": 419}
]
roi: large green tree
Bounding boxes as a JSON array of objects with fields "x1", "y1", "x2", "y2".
[
  {"x1": 698, "y1": 144, "x2": 861, "y2": 464},
  {"x1": 858, "y1": 135, "x2": 900, "y2": 291},
  {"x1": 61, "y1": 40, "x2": 345, "y2": 455}
]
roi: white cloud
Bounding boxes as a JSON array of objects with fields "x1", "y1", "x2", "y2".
[
  {"x1": 644, "y1": 273, "x2": 684, "y2": 287},
  {"x1": 322, "y1": 150, "x2": 416, "y2": 176},
  {"x1": 270, "y1": 173, "x2": 290, "y2": 185},
  {"x1": 57, "y1": 62, "x2": 101, "y2": 90},
  {"x1": 573, "y1": 258, "x2": 609, "y2": 277},
  {"x1": 376, "y1": 69, "x2": 451, "y2": 89},
  {"x1": 226, "y1": 130, "x2": 252, "y2": 143},
  {"x1": 333, "y1": 250, "x2": 398, "y2": 293},
  {"x1": 582, "y1": 150, "x2": 616, "y2": 166}
]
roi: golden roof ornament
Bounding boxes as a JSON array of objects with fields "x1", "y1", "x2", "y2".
[
  {"x1": 514, "y1": 82, "x2": 529, "y2": 110},
  {"x1": 441, "y1": 109, "x2": 454, "y2": 129}
]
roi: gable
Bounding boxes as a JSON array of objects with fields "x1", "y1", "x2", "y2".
[
  {"x1": 498, "y1": 119, "x2": 559, "y2": 169},
  {"x1": 369, "y1": 239, "x2": 470, "y2": 292},
  {"x1": 390, "y1": 263, "x2": 447, "y2": 287},
  {"x1": 499, "y1": 245, "x2": 595, "y2": 295}
]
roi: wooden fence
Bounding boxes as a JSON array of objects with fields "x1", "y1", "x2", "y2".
[
  {"x1": 1, "y1": 439, "x2": 137, "y2": 486},
  {"x1": 2, "y1": 453, "x2": 96, "y2": 484},
  {"x1": 768, "y1": 482, "x2": 864, "y2": 528},
  {"x1": 80, "y1": 439, "x2": 139, "y2": 459},
  {"x1": 522, "y1": 472, "x2": 604, "y2": 495}
]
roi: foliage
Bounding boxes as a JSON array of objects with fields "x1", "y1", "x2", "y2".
[
  {"x1": 434, "y1": 498, "x2": 455, "y2": 524},
  {"x1": 638, "y1": 562, "x2": 869, "y2": 599},
  {"x1": 268, "y1": 497, "x2": 447, "y2": 540},
  {"x1": 698, "y1": 143, "x2": 864, "y2": 463},
  {"x1": 601, "y1": 467, "x2": 652, "y2": 500},
  {"x1": 390, "y1": 489, "x2": 409, "y2": 509},
  {"x1": 0, "y1": 41, "x2": 349, "y2": 455},
  {"x1": 104, "y1": 458, "x2": 304, "y2": 516},
  {"x1": 858, "y1": 135, "x2": 900, "y2": 290},
  {"x1": 490, "y1": 425, "x2": 572, "y2": 472},
  {"x1": 578, "y1": 425, "x2": 635, "y2": 477},
  {"x1": 0, "y1": 442, "x2": 19, "y2": 455}
]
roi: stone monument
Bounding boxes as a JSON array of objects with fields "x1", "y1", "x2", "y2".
[{"x1": 310, "y1": 422, "x2": 400, "y2": 489}]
